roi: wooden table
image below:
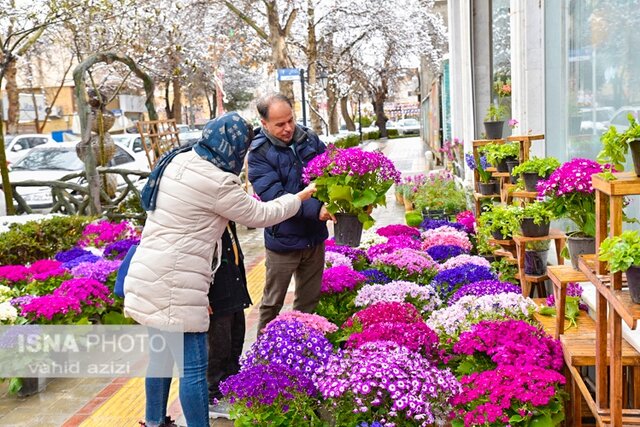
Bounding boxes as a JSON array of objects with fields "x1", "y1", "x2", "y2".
[{"x1": 547, "y1": 265, "x2": 587, "y2": 339}]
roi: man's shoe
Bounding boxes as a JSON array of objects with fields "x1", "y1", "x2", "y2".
[{"x1": 209, "y1": 400, "x2": 231, "y2": 420}]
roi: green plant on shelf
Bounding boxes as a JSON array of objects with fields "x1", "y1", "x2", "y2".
[
  {"x1": 490, "y1": 257, "x2": 519, "y2": 284},
  {"x1": 484, "y1": 102, "x2": 508, "y2": 122},
  {"x1": 598, "y1": 230, "x2": 640, "y2": 273},
  {"x1": 477, "y1": 204, "x2": 521, "y2": 239},
  {"x1": 511, "y1": 157, "x2": 561, "y2": 178},
  {"x1": 597, "y1": 113, "x2": 640, "y2": 174},
  {"x1": 520, "y1": 201, "x2": 555, "y2": 226},
  {"x1": 480, "y1": 142, "x2": 519, "y2": 166}
]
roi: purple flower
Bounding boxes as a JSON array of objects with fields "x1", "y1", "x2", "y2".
[
  {"x1": 79, "y1": 220, "x2": 137, "y2": 248},
  {"x1": 375, "y1": 224, "x2": 421, "y2": 239},
  {"x1": 420, "y1": 218, "x2": 466, "y2": 232},
  {"x1": 321, "y1": 266, "x2": 367, "y2": 294},
  {"x1": 360, "y1": 269, "x2": 392, "y2": 285},
  {"x1": 432, "y1": 265, "x2": 497, "y2": 300},
  {"x1": 325, "y1": 242, "x2": 366, "y2": 263},
  {"x1": 54, "y1": 278, "x2": 114, "y2": 307},
  {"x1": 103, "y1": 238, "x2": 140, "y2": 260},
  {"x1": 449, "y1": 280, "x2": 521, "y2": 304},
  {"x1": 70, "y1": 259, "x2": 122, "y2": 283},
  {"x1": 20, "y1": 294, "x2": 82, "y2": 322},
  {"x1": 61, "y1": 254, "x2": 101, "y2": 270},
  {"x1": 0, "y1": 265, "x2": 30, "y2": 284},
  {"x1": 54, "y1": 247, "x2": 95, "y2": 263},
  {"x1": 426, "y1": 244, "x2": 468, "y2": 262}
]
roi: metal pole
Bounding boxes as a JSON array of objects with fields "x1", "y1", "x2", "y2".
[
  {"x1": 358, "y1": 95, "x2": 363, "y2": 142},
  {"x1": 300, "y1": 69, "x2": 307, "y2": 127}
]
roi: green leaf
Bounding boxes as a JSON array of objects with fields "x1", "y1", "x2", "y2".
[
  {"x1": 529, "y1": 413, "x2": 554, "y2": 427},
  {"x1": 327, "y1": 185, "x2": 353, "y2": 202},
  {"x1": 352, "y1": 189, "x2": 376, "y2": 208}
]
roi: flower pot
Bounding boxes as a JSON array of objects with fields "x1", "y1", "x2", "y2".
[
  {"x1": 491, "y1": 230, "x2": 510, "y2": 241},
  {"x1": 520, "y1": 217, "x2": 550, "y2": 237},
  {"x1": 523, "y1": 172, "x2": 544, "y2": 193},
  {"x1": 629, "y1": 139, "x2": 640, "y2": 177},
  {"x1": 478, "y1": 181, "x2": 499, "y2": 195},
  {"x1": 524, "y1": 250, "x2": 549, "y2": 276},
  {"x1": 626, "y1": 265, "x2": 640, "y2": 303},
  {"x1": 422, "y1": 208, "x2": 447, "y2": 220},
  {"x1": 403, "y1": 198, "x2": 414, "y2": 211},
  {"x1": 394, "y1": 191, "x2": 404, "y2": 205},
  {"x1": 497, "y1": 156, "x2": 517, "y2": 173},
  {"x1": 334, "y1": 213, "x2": 364, "y2": 247},
  {"x1": 17, "y1": 377, "x2": 47, "y2": 397},
  {"x1": 566, "y1": 235, "x2": 596, "y2": 271},
  {"x1": 484, "y1": 121, "x2": 504, "y2": 139},
  {"x1": 506, "y1": 159, "x2": 520, "y2": 184}
]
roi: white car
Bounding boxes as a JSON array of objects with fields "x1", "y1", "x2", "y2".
[
  {"x1": 176, "y1": 124, "x2": 203, "y2": 146},
  {"x1": 396, "y1": 118, "x2": 421, "y2": 136},
  {"x1": 9, "y1": 141, "x2": 149, "y2": 211},
  {"x1": 111, "y1": 134, "x2": 147, "y2": 153},
  {"x1": 3, "y1": 134, "x2": 55, "y2": 164}
]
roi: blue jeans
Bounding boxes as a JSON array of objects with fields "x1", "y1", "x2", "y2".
[{"x1": 145, "y1": 331, "x2": 209, "y2": 427}]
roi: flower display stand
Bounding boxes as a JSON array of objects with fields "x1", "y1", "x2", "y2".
[
  {"x1": 575, "y1": 172, "x2": 640, "y2": 426},
  {"x1": 547, "y1": 265, "x2": 588, "y2": 339},
  {"x1": 512, "y1": 229, "x2": 566, "y2": 298}
]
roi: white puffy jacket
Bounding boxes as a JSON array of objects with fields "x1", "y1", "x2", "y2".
[{"x1": 123, "y1": 151, "x2": 301, "y2": 332}]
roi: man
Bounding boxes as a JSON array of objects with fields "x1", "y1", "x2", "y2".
[
  {"x1": 207, "y1": 222, "x2": 250, "y2": 419},
  {"x1": 248, "y1": 93, "x2": 334, "y2": 335}
]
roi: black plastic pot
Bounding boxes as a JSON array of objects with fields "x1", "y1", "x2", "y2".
[
  {"x1": 484, "y1": 121, "x2": 504, "y2": 139},
  {"x1": 334, "y1": 213, "x2": 364, "y2": 247},
  {"x1": 630, "y1": 139, "x2": 640, "y2": 177},
  {"x1": 491, "y1": 230, "x2": 510, "y2": 241},
  {"x1": 478, "y1": 181, "x2": 499, "y2": 195},
  {"x1": 524, "y1": 250, "x2": 549, "y2": 276},
  {"x1": 422, "y1": 208, "x2": 447, "y2": 220},
  {"x1": 506, "y1": 159, "x2": 520, "y2": 184},
  {"x1": 566, "y1": 235, "x2": 596, "y2": 271},
  {"x1": 520, "y1": 218, "x2": 550, "y2": 237},
  {"x1": 523, "y1": 172, "x2": 544, "y2": 192},
  {"x1": 496, "y1": 156, "x2": 518, "y2": 173},
  {"x1": 626, "y1": 265, "x2": 640, "y2": 303}
]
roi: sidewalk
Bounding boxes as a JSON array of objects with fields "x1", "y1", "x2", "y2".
[{"x1": 0, "y1": 136, "x2": 428, "y2": 427}]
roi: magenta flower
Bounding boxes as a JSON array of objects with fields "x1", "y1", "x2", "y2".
[
  {"x1": 79, "y1": 220, "x2": 138, "y2": 248},
  {"x1": 346, "y1": 321, "x2": 441, "y2": 360},
  {"x1": 320, "y1": 266, "x2": 367, "y2": 294},
  {"x1": 0, "y1": 265, "x2": 30, "y2": 284},
  {"x1": 54, "y1": 278, "x2": 114, "y2": 307},
  {"x1": 20, "y1": 294, "x2": 82, "y2": 322},
  {"x1": 344, "y1": 301, "x2": 423, "y2": 330}
]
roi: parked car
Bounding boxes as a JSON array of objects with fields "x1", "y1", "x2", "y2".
[
  {"x1": 176, "y1": 124, "x2": 203, "y2": 146},
  {"x1": 607, "y1": 106, "x2": 640, "y2": 133},
  {"x1": 8, "y1": 141, "x2": 149, "y2": 211},
  {"x1": 579, "y1": 107, "x2": 614, "y2": 133},
  {"x1": 3, "y1": 134, "x2": 55, "y2": 164},
  {"x1": 396, "y1": 118, "x2": 420, "y2": 135},
  {"x1": 111, "y1": 134, "x2": 147, "y2": 153}
]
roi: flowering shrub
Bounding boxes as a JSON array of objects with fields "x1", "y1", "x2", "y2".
[
  {"x1": 346, "y1": 321, "x2": 441, "y2": 360},
  {"x1": 373, "y1": 248, "x2": 438, "y2": 284},
  {"x1": 0, "y1": 265, "x2": 30, "y2": 287},
  {"x1": 325, "y1": 242, "x2": 367, "y2": 268},
  {"x1": 537, "y1": 158, "x2": 612, "y2": 237},
  {"x1": 420, "y1": 218, "x2": 466, "y2": 232},
  {"x1": 427, "y1": 294, "x2": 537, "y2": 345},
  {"x1": 54, "y1": 247, "x2": 95, "y2": 263},
  {"x1": 426, "y1": 244, "x2": 467, "y2": 262},
  {"x1": 448, "y1": 280, "x2": 521, "y2": 304},
  {"x1": 421, "y1": 229, "x2": 472, "y2": 252},
  {"x1": 455, "y1": 211, "x2": 476, "y2": 234},
  {"x1": 452, "y1": 365, "x2": 566, "y2": 426},
  {"x1": 70, "y1": 259, "x2": 122, "y2": 284},
  {"x1": 375, "y1": 224, "x2": 421, "y2": 239},
  {"x1": 79, "y1": 220, "x2": 136, "y2": 248},
  {"x1": 221, "y1": 364, "x2": 322, "y2": 426},
  {"x1": 366, "y1": 236, "x2": 421, "y2": 263},
  {"x1": 325, "y1": 251, "x2": 353, "y2": 268},
  {"x1": 344, "y1": 302, "x2": 423, "y2": 330},
  {"x1": 315, "y1": 341, "x2": 461, "y2": 426},
  {"x1": 354, "y1": 281, "x2": 441, "y2": 315},
  {"x1": 358, "y1": 229, "x2": 388, "y2": 249},
  {"x1": 359, "y1": 269, "x2": 392, "y2": 285},
  {"x1": 271, "y1": 311, "x2": 338, "y2": 335},
  {"x1": 103, "y1": 238, "x2": 140, "y2": 260},
  {"x1": 440, "y1": 255, "x2": 491, "y2": 271},
  {"x1": 243, "y1": 320, "x2": 335, "y2": 379},
  {"x1": 20, "y1": 294, "x2": 83, "y2": 324},
  {"x1": 0, "y1": 301, "x2": 19, "y2": 325},
  {"x1": 320, "y1": 266, "x2": 366, "y2": 295},
  {"x1": 302, "y1": 146, "x2": 401, "y2": 228},
  {"x1": 431, "y1": 264, "x2": 497, "y2": 300},
  {"x1": 54, "y1": 278, "x2": 113, "y2": 309},
  {"x1": 61, "y1": 253, "x2": 102, "y2": 270},
  {"x1": 453, "y1": 320, "x2": 564, "y2": 372}
]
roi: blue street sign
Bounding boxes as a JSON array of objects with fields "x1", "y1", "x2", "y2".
[{"x1": 277, "y1": 68, "x2": 301, "y2": 81}]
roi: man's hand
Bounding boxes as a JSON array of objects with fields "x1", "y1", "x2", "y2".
[{"x1": 319, "y1": 205, "x2": 337, "y2": 222}]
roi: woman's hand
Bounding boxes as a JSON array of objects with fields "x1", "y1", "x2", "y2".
[{"x1": 296, "y1": 183, "x2": 317, "y2": 201}]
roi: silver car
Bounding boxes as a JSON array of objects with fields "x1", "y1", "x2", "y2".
[{"x1": 396, "y1": 118, "x2": 420, "y2": 135}]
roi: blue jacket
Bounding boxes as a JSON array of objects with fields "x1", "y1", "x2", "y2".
[{"x1": 248, "y1": 126, "x2": 328, "y2": 252}]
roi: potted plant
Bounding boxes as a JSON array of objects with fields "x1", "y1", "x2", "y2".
[
  {"x1": 597, "y1": 113, "x2": 640, "y2": 177},
  {"x1": 480, "y1": 142, "x2": 520, "y2": 172},
  {"x1": 524, "y1": 239, "x2": 551, "y2": 276},
  {"x1": 599, "y1": 230, "x2": 640, "y2": 303},
  {"x1": 478, "y1": 204, "x2": 521, "y2": 241},
  {"x1": 303, "y1": 146, "x2": 401, "y2": 246},
  {"x1": 465, "y1": 153, "x2": 498, "y2": 195},
  {"x1": 511, "y1": 157, "x2": 561, "y2": 192},
  {"x1": 413, "y1": 170, "x2": 468, "y2": 218},
  {"x1": 538, "y1": 158, "x2": 612, "y2": 270},
  {"x1": 519, "y1": 201, "x2": 555, "y2": 237},
  {"x1": 483, "y1": 103, "x2": 508, "y2": 139}
]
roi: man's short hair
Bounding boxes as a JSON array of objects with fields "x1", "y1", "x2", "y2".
[{"x1": 256, "y1": 93, "x2": 293, "y2": 120}]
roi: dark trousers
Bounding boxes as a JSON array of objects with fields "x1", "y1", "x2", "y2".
[
  {"x1": 257, "y1": 242, "x2": 325, "y2": 336},
  {"x1": 206, "y1": 311, "x2": 245, "y2": 400}
]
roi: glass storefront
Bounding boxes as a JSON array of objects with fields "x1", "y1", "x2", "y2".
[{"x1": 567, "y1": 0, "x2": 640, "y2": 166}]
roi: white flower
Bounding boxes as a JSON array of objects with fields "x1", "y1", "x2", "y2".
[{"x1": 0, "y1": 301, "x2": 18, "y2": 324}]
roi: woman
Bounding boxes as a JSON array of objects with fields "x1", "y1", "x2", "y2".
[{"x1": 124, "y1": 112, "x2": 316, "y2": 427}]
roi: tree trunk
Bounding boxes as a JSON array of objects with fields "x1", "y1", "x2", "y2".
[
  {"x1": 172, "y1": 78, "x2": 182, "y2": 124},
  {"x1": 372, "y1": 87, "x2": 389, "y2": 138},
  {"x1": 306, "y1": 0, "x2": 322, "y2": 134},
  {"x1": 265, "y1": 3, "x2": 294, "y2": 101},
  {"x1": 165, "y1": 82, "x2": 173, "y2": 119},
  {"x1": 204, "y1": 86, "x2": 216, "y2": 119},
  {"x1": 340, "y1": 97, "x2": 355, "y2": 131},
  {"x1": 327, "y1": 82, "x2": 339, "y2": 135},
  {"x1": 5, "y1": 61, "x2": 19, "y2": 134}
]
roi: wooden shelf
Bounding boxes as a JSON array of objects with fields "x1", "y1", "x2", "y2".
[
  {"x1": 473, "y1": 192, "x2": 500, "y2": 199},
  {"x1": 593, "y1": 171, "x2": 640, "y2": 196},
  {"x1": 506, "y1": 134, "x2": 545, "y2": 142},
  {"x1": 524, "y1": 274, "x2": 548, "y2": 283},
  {"x1": 491, "y1": 172, "x2": 511, "y2": 178},
  {"x1": 512, "y1": 228, "x2": 567, "y2": 244},
  {"x1": 511, "y1": 190, "x2": 538, "y2": 199}
]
